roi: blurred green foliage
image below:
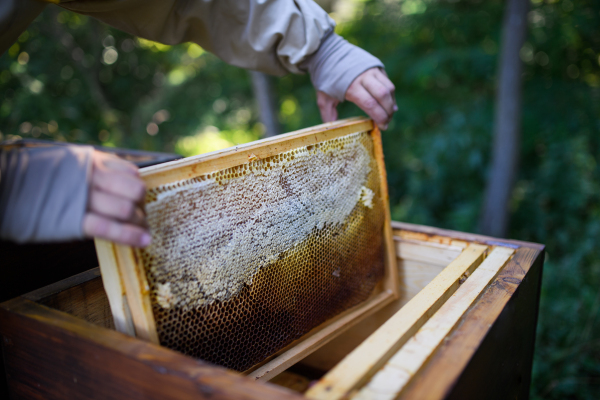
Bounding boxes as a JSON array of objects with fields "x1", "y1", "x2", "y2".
[{"x1": 1, "y1": 0, "x2": 600, "y2": 398}]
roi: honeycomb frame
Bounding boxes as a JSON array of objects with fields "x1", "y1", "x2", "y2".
[{"x1": 95, "y1": 117, "x2": 398, "y2": 378}]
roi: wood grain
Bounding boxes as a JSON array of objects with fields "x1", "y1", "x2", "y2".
[
  {"x1": 37, "y1": 276, "x2": 114, "y2": 330},
  {"x1": 305, "y1": 244, "x2": 487, "y2": 400},
  {"x1": 396, "y1": 239, "x2": 463, "y2": 266}
]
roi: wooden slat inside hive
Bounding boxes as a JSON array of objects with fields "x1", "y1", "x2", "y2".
[{"x1": 95, "y1": 118, "x2": 398, "y2": 375}]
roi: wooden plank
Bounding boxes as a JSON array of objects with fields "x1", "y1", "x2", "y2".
[
  {"x1": 354, "y1": 247, "x2": 515, "y2": 400},
  {"x1": 400, "y1": 245, "x2": 544, "y2": 400},
  {"x1": 23, "y1": 268, "x2": 101, "y2": 303},
  {"x1": 94, "y1": 239, "x2": 135, "y2": 336},
  {"x1": 0, "y1": 297, "x2": 304, "y2": 400},
  {"x1": 247, "y1": 291, "x2": 395, "y2": 382},
  {"x1": 395, "y1": 239, "x2": 463, "y2": 266},
  {"x1": 270, "y1": 371, "x2": 311, "y2": 394},
  {"x1": 37, "y1": 276, "x2": 114, "y2": 330},
  {"x1": 397, "y1": 259, "x2": 446, "y2": 306},
  {"x1": 371, "y1": 126, "x2": 399, "y2": 297},
  {"x1": 394, "y1": 231, "x2": 469, "y2": 249},
  {"x1": 141, "y1": 118, "x2": 374, "y2": 189},
  {"x1": 113, "y1": 245, "x2": 158, "y2": 344},
  {"x1": 391, "y1": 220, "x2": 545, "y2": 251},
  {"x1": 305, "y1": 243, "x2": 488, "y2": 400}
]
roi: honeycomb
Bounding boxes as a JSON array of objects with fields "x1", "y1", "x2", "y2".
[{"x1": 140, "y1": 131, "x2": 386, "y2": 371}]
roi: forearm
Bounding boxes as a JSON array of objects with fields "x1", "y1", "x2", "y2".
[
  {"x1": 0, "y1": 146, "x2": 93, "y2": 243},
  {"x1": 301, "y1": 32, "x2": 384, "y2": 102}
]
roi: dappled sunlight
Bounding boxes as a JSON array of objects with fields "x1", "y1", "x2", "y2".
[{"x1": 175, "y1": 126, "x2": 260, "y2": 157}]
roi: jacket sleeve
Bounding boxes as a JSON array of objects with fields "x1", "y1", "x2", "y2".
[
  {"x1": 58, "y1": 0, "x2": 383, "y2": 101},
  {"x1": 0, "y1": 145, "x2": 93, "y2": 243}
]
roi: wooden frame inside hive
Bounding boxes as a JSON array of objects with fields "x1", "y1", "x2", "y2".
[{"x1": 95, "y1": 118, "x2": 399, "y2": 377}]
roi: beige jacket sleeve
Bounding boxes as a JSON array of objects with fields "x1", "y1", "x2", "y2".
[
  {"x1": 59, "y1": 0, "x2": 382, "y2": 100},
  {"x1": 0, "y1": 0, "x2": 383, "y2": 101},
  {"x1": 60, "y1": 0, "x2": 334, "y2": 75}
]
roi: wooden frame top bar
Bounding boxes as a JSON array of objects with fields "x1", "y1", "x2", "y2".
[{"x1": 141, "y1": 118, "x2": 374, "y2": 189}]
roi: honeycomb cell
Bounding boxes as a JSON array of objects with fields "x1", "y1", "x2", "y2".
[{"x1": 140, "y1": 131, "x2": 385, "y2": 371}]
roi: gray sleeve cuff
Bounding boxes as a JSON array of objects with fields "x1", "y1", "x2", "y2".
[
  {"x1": 301, "y1": 32, "x2": 384, "y2": 102},
  {"x1": 0, "y1": 145, "x2": 94, "y2": 243}
]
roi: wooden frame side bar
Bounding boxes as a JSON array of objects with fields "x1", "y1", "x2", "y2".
[
  {"x1": 305, "y1": 243, "x2": 488, "y2": 400},
  {"x1": 94, "y1": 239, "x2": 135, "y2": 336},
  {"x1": 371, "y1": 126, "x2": 399, "y2": 298},
  {"x1": 355, "y1": 246, "x2": 515, "y2": 400},
  {"x1": 113, "y1": 244, "x2": 159, "y2": 344}
]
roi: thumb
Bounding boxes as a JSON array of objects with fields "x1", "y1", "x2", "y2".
[{"x1": 316, "y1": 91, "x2": 339, "y2": 123}]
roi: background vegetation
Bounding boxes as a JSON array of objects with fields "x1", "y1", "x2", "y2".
[{"x1": 1, "y1": 0, "x2": 599, "y2": 397}]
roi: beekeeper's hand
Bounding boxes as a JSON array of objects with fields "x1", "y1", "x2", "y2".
[
  {"x1": 83, "y1": 151, "x2": 151, "y2": 247},
  {"x1": 317, "y1": 68, "x2": 397, "y2": 130}
]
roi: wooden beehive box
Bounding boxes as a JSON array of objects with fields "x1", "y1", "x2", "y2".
[{"x1": 0, "y1": 119, "x2": 545, "y2": 400}]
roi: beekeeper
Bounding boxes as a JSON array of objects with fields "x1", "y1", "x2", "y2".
[{"x1": 0, "y1": 0, "x2": 396, "y2": 247}]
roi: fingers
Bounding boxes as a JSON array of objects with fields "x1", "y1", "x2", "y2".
[
  {"x1": 85, "y1": 150, "x2": 150, "y2": 247},
  {"x1": 102, "y1": 157, "x2": 139, "y2": 175},
  {"x1": 83, "y1": 213, "x2": 151, "y2": 247},
  {"x1": 345, "y1": 68, "x2": 397, "y2": 130},
  {"x1": 346, "y1": 82, "x2": 391, "y2": 129},
  {"x1": 362, "y1": 73, "x2": 396, "y2": 117},
  {"x1": 88, "y1": 190, "x2": 147, "y2": 227},
  {"x1": 316, "y1": 91, "x2": 339, "y2": 123},
  {"x1": 91, "y1": 153, "x2": 146, "y2": 202}
]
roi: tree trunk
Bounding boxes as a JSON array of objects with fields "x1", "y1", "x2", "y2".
[
  {"x1": 249, "y1": 71, "x2": 280, "y2": 138},
  {"x1": 479, "y1": 0, "x2": 529, "y2": 237}
]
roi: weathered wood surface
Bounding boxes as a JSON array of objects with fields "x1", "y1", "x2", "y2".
[
  {"x1": 0, "y1": 297, "x2": 303, "y2": 400},
  {"x1": 305, "y1": 244, "x2": 488, "y2": 400},
  {"x1": 37, "y1": 275, "x2": 114, "y2": 330},
  {"x1": 400, "y1": 245, "x2": 544, "y2": 400}
]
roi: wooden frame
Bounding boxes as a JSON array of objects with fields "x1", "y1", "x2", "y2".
[
  {"x1": 0, "y1": 223, "x2": 544, "y2": 400},
  {"x1": 94, "y1": 118, "x2": 400, "y2": 376}
]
